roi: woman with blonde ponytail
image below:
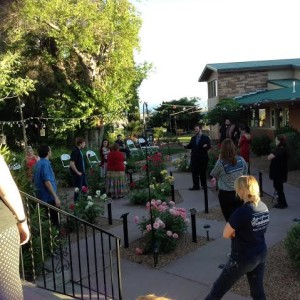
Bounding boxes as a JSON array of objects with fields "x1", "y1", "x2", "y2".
[{"x1": 205, "y1": 176, "x2": 269, "y2": 300}]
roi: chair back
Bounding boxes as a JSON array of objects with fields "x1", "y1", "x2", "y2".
[
  {"x1": 126, "y1": 139, "x2": 136, "y2": 149},
  {"x1": 86, "y1": 150, "x2": 100, "y2": 166},
  {"x1": 60, "y1": 154, "x2": 70, "y2": 168}
]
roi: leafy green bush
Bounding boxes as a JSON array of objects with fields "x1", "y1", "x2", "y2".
[
  {"x1": 62, "y1": 189, "x2": 106, "y2": 231},
  {"x1": 153, "y1": 127, "x2": 167, "y2": 141},
  {"x1": 285, "y1": 222, "x2": 300, "y2": 272},
  {"x1": 22, "y1": 204, "x2": 60, "y2": 279},
  {"x1": 129, "y1": 189, "x2": 149, "y2": 205},
  {"x1": 251, "y1": 135, "x2": 272, "y2": 156},
  {"x1": 0, "y1": 145, "x2": 34, "y2": 194},
  {"x1": 172, "y1": 153, "x2": 191, "y2": 172},
  {"x1": 85, "y1": 164, "x2": 105, "y2": 195},
  {"x1": 129, "y1": 170, "x2": 174, "y2": 205},
  {"x1": 159, "y1": 132, "x2": 179, "y2": 143},
  {"x1": 134, "y1": 200, "x2": 188, "y2": 254}
]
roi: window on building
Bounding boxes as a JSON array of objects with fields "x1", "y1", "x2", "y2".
[
  {"x1": 250, "y1": 108, "x2": 259, "y2": 127},
  {"x1": 259, "y1": 109, "x2": 266, "y2": 127},
  {"x1": 208, "y1": 80, "x2": 217, "y2": 98},
  {"x1": 278, "y1": 108, "x2": 284, "y2": 128}
]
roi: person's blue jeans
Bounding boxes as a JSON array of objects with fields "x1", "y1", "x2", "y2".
[{"x1": 205, "y1": 251, "x2": 267, "y2": 300}]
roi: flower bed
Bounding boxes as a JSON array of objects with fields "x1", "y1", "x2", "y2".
[{"x1": 134, "y1": 199, "x2": 189, "y2": 254}]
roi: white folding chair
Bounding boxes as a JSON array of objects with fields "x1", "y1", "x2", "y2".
[
  {"x1": 148, "y1": 140, "x2": 159, "y2": 153},
  {"x1": 138, "y1": 137, "x2": 158, "y2": 155},
  {"x1": 126, "y1": 140, "x2": 140, "y2": 157},
  {"x1": 60, "y1": 154, "x2": 71, "y2": 168},
  {"x1": 86, "y1": 150, "x2": 101, "y2": 167}
]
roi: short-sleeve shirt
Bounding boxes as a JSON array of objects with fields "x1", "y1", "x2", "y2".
[
  {"x1": 33, "y1": 158, "x2": 57, "y2": 203},
  {"x1": 210, "y1": 156, "x2": 248, "y2": 191},
  {"x1": 229, "y1": 201, "x2": 269, "y2": 260},
  {"x1": 70, "y1": 147, "x2": 85, "y2": 174}
]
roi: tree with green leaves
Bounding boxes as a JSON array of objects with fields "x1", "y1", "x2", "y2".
[
  {"x1": 0, "y1": 52, "x2": 35, "y2": 100},
  {"x1": 148, "y1": 97, "x2": 203, "y2": 133},
  {"x1": 0, "y1": 0, "x2": 150, "y2": 142},
  {"x1": 204, "y1": 99, "x2": 246, "y2": 125}
]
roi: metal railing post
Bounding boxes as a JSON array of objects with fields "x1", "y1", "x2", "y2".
[
  {"x1": 190, "y1": 208, "x2": 197, "y2": 243},
  {"x1": 120, "y1": 213, "x2": 130, "y2": 248},
  {"x1": 169, "y1": 171, "x2": 175, "y2": 203},
  {"x1": 204, "y1": 187, "x2": 209, "y2": 213},
  {"x1": 204, "y1": 224, "x2": 211, "y2": 241},
  {"x1": 259, "y1": 170, "x2": 263, "y2": 197},
  {"x1": 107, "y1": 199, "x2": 113, "y2": 225}
]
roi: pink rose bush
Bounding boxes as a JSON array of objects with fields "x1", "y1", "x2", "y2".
[{"x1": 134, "y1": 199, "x2": 189, "y2": 253}]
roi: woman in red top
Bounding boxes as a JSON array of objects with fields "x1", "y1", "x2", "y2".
[
  {"x1": 106, "y1": 143, "x2": 128, "y2": 199},
  {"x1": 25, "y1": 146, "x2": 39, "y2": 181},
  {"x1": 238, "y1": 126, "x2": 251, "y2": 173}
]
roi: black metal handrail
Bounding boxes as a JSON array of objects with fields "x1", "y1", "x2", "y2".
[{"x1": 20, "y1": 191, "x2": 123, "y2": 300}]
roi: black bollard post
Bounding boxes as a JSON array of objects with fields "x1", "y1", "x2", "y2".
[
  {"x1": 169, "y1": 171, "x2": 175, "y2": 203},
  {"x1": 259, "y1": 170, "x2": 263, "y2": 197},
  {"x1": 107, "y1": 199, "x2": 113, "y2": 225},
  {"x1": 204, "y1": 187, "x2": 209, "y2": 213},
  {"x1": 120, "y1": 212, "x2": 129, "y2": 248},
  {"x1": 171, "y1": 184, "x2": 175, "y2": 203},
  {"x1": 128, "y1": 169, "x2": 133, "y2": 185},
  {"x1": 189, "y1": 208, "x2": 197, "y2": 243},
  {"x1": 204, "y1": 224, "x2": 211, "y2": 241}
]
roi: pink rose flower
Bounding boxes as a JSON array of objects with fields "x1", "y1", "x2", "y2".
[
  {"x1": 153, "y1": 222, "x2": 160, "y2": 229},
  {"x1": 166, "y1": 230, "x2": 173, "y2": 237},
  {"x1": 134, "y1": 216, "x2": 139, "y2": 224},
  {"x1": 146, "y1": 224, "x2": 152, "y2": 232},
  {"x1": 173, "y1": 233, "x2": 179, "y2": 239},
  {"x1": 135, "y1": 247, "x2": 143, "y2": 255}
]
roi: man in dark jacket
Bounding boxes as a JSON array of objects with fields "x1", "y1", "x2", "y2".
[
  {"x1": 70, "y1": 137, "x2": 87, "y2": 202},
  {"x1": 185, "y1": 125, "x2": 211, "y2": 190},
  {"x1": 268, "y1": 135, "x2": 288, "y2": 208}
]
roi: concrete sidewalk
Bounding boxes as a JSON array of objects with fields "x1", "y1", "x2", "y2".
[
  {"x1": 107, "y1": 162, "x2": 300, "y2": 300},
  {"x1": 23, "y1": 159, "x2": 300, "y2": 300}
]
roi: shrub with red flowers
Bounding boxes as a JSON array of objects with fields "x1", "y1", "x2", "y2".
[
  {"x1": 84, "y1": 164, "x2": 106, "y2": 195},
  {"x1": 134, "y1": 199, "x2": 189, "y2": 254},
  {"x1": 145, "y1": 152, "x2": 166, "y2": 182}
]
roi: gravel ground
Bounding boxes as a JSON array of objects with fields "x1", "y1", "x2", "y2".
[{"x1": 120, "y1": 234, "x2": 209, "y2": 269}]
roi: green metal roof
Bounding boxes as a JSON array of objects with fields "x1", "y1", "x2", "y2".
[
  {"x1": 235, "y1": 80, "x2": 300, "y2": 105},
  {"x1": 268, "y1": 79, "x2": 297, "y2": 88},
  {"x1": 199, "y1": 58, "x2": 300, "y2": 82}
]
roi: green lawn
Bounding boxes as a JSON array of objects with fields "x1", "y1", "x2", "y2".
[{"x1": 177, "y1": 135, "x2": 192, "y2": 143}]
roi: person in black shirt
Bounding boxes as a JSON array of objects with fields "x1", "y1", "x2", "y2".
[
  {"x1": 115, "y1": 134, "x2": 129, "y2": 158},
  {"x1": 268, "y1": 134, "x2": 288, "y2": 209},
  {"x1": 219, "y1": 119, "x2": 239, "y2": 145},
  {"x1": 205, "y1": 175, "x2": 269, "y2": 300},
  {"x1": 70, "y1": 137, "x2": 87, "y2": 202}
]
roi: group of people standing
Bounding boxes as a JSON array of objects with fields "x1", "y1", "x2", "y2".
[
  {"x1": 184, "y1": 120, "x2": 289, "y2": 299},
  {"x1": 68, "y1": 135, "x2": 129, "y2": 200}
]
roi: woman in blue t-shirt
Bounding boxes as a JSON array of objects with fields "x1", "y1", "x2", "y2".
[{"x1": 205, "y1": 175, "x2": 269, "y2": 300}]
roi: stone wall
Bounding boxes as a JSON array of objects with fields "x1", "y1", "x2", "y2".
[{"x1": 218, "y1": 71, "x2": 268, "y2": 99}]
